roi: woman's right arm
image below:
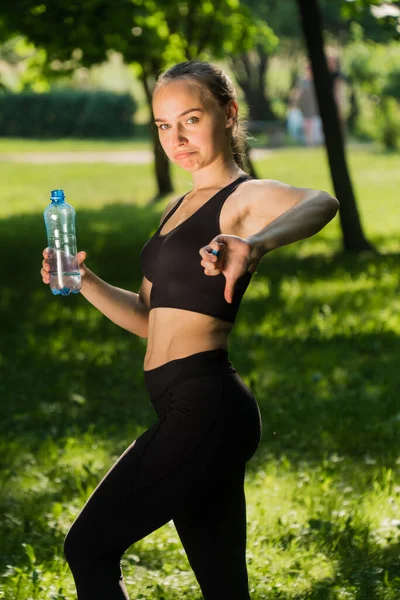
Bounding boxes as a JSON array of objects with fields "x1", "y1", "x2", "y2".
[
  {"x1": 79, "y1": 266, "x2": 151, "y2": 339},
  {"x1": 41, "y1": 249, "x2": 151, "y2": 339},
  {"x1": 41, "y1": 197, "x2": 181, "y2": 338}
]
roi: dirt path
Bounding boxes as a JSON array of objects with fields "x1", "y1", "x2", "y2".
[{"x1": 0, "y1": 148, "x2": 272, "y2": 164}]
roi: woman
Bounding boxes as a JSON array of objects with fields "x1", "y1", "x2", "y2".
[
  {"x1": 293, "y1": 61, "x2": 324, "y2": 146},
  {"x1": 327, "y1": 53, "x2": 348, "y2": 139},
  {"x1": 41, "y1": 60, "x2": 339, "y2": 600}
]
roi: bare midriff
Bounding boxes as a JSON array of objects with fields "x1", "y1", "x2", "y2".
[{"x1": 143, "y1": 309, "x2": 233, "y2": 370}]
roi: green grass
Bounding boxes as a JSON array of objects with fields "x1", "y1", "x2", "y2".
[
  {"x1": 1, "y1": 143, "x2": 400, "y2": 599},
  {"x1": 0, "y1": 137, "x2": 152, "y2": 153}
]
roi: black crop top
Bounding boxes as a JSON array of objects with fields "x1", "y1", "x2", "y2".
[{"x1": 139, "y1": 174, "x2": 255, "y2": 324}]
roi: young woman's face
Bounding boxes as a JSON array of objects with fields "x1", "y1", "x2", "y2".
[{"x1": 152, "y1": 79, "x2": 233, "y2": 171}]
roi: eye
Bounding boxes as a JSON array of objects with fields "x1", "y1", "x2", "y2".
[{"x1": 157, "y1": 116, "x2": 198, "y2": 130}]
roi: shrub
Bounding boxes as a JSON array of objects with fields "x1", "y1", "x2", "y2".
[
  {"x1": 377, "y1": 97, "x2": 400, "y2": 150},
  {"x1": 0, "y1": 90, "x2": 137, "y2": 138}
]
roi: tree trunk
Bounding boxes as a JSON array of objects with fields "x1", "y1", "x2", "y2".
[
  {"x1": 296, "y1": 0, "x2": 374, "y2": 252},
  {"x1": 346, "y1": 79, "x2": 359, "y2": 136},
  {"x1": 141, "y1": 67, "x2": 173, "y2": 200},
  {"x1": 230, "y1": 49, "x2": 276, "y2": 122}
]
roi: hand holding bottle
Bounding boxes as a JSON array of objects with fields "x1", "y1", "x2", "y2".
[
  {"x1": 43, "y1": 189, "x2": 82, "y2": 295},
  {"x1": 41, "y1": 249, "x2": 88, "y2": 289}
]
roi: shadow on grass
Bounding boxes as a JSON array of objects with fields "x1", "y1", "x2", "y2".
[
  {"x1": 1, "y1": 203, "x2": 399, "y2": 461},
  {"x1": 1, "y1": 202, "x2": 399, "y2": 587}
]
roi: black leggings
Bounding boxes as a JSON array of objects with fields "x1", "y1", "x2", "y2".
[{"x1": 63, "y1": 348, "x2": 262, "y2": 599}]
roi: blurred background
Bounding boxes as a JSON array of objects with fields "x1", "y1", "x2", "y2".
[
  {"x1": 1, "y1": 0, "x2": 400, "y2": 153},
  {"x1": 0, "y1": 1, "x2": 399, "y2": 599}
]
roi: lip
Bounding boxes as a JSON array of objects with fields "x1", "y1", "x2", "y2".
[{"x1": 175, "y1": 151, "x2": 195, "y2": 159}]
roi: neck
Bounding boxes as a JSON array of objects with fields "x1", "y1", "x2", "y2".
[{"x1": 189, "y1": 153, "x2": 246, "y2": 194}]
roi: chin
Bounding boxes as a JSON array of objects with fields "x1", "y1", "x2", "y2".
[
  {"x1": 181, "y1": 163, "x2": 200, "y2": 170},
  {"x1": 176, "y1": 159, "x2": 202, "y2": 172}
]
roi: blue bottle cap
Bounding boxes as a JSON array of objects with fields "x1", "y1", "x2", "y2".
[{"x1": 50, "y1": 189, "x2": 65, "y2": 203}]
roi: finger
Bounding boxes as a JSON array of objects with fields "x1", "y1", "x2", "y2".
[
  {"x1": 199, "y1": 247, "x2": 208, "y2": 259},
  {"x1": 201, "y1": 258, "x2": 219, "y2": 270},
  {"x1": 201, "y1": 251, "x2": 215, "y2": 264},
  {"x1": 207, "y1": 242, "x2": 223, "y2": 257},
  {"x1": 202, "y1": 257, "x2": 222, "y2": 275},
  {"x1": 204, "y1": 268, "x2": 221, "y2": 276},
  {"x1": 225, "y1": 285, "x2": 233, "y2": 303},
  {"x1": 42, "y1": 254, "x2": 50, "y2": 267},
  {"x1": 200, "y1": 242, "x2": 223, "y2": 260},
  {"x1": 43, "y1": 248, "x2": 49, "y2": 258},
  {"x1": 207, "y1": 242, "x2": 225, "y2": 254},
  {"x1": 41, "y1": 268, "x2": 50, "y2": 283},
  {"x1": 208, "y1": 248, "x2": 222, "y2": 263}
]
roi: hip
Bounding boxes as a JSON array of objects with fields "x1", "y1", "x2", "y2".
[{"x1": 143, "y1": 348, "x2": 262, "y2": 462}]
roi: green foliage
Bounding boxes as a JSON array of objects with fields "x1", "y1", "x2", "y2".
[
  {"x1": 241, "y1": 0, "x2": 399, "y2": 43},
  {"x1": 376, "y1": 97, "x2": 400, "y2": 150},
  {"x1": 340, "y1": 0, "x2": 400, "y2": 42},
  {"x1": 0, "y1": 0, "x2": 269, "y2": 85},
  {"x1": 383, "y1": 67, "x2": 400, "y2": 98},
  {"x1": 0, "y1": 36, "x2": 50, "y2": 92},
  {"x1": 343, "y1": 28, "x2": 400, "y2": 95},
  {"x1": 0, "y1": 144, "x2": 399, "y2": 598},
  {"x1": 0, "y1": 90, "x2": 137, "y2": 138},
  {"x1": 343, "y1": 30, "x2": 400, "y2": 149}
]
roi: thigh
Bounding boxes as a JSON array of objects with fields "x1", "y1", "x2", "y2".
[
  {"x1": 65, "y1": 373, "x2": 229, "y2": 558},
  {"x1": 64, "y1": 421, "x2": 174, "y2": 559}
]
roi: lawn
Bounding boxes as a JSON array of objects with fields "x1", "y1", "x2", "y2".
[
  {"x1": 0, "y1": 143, "x2": 399, "y2": 599},
  {"x1": 0, "y1": 137, "x2": 153, "y2": 153}
]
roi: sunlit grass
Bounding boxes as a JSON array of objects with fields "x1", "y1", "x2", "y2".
[
  {"x1": 0, "y1": 137, "x2": 152, "y2": 153},
  {"x1": 0, "y1": 143, "x2": 399, "y2": 599}
]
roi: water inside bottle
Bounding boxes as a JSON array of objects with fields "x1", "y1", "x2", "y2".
[{"x1": 48, "y1": 248, "x2": 81, "y2": 295}]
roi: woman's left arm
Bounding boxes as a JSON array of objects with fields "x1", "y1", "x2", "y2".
[{"x1": 243, "y1": 180, "x2": 340, "y2": 262}]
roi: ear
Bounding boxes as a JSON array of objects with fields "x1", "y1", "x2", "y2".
[{"x1": 225, "y1": 99, "x2": 238, "y2": 128}]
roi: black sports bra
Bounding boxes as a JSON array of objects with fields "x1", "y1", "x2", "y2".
[{"x1": 139, "y1": 174, "x2": 255, "y2": 324}]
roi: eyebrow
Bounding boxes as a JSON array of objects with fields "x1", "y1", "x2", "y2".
[{"x1": 154, "y1": 108, "x2": 204, "y2": 123}]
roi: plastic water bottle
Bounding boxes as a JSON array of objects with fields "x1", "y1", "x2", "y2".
[{"x1": 44, "y1": 189, "x2": 81, "y2": 296}]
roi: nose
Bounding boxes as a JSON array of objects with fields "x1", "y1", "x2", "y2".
[{"x1": 171, "y1": 125, "x2": 188, "y2": 149}]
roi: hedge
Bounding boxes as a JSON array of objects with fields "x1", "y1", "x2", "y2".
[{"x1": 0, "y1": 90, "x2": 137, "y2": 138}]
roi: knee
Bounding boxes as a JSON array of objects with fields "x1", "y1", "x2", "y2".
[{"x1": 63, "y1": 520, "x2": 125, "y2": 591}]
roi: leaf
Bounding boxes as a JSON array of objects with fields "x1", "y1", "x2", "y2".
[{"x1": 22, "y1": 542, "x2": 36, "y2": 565}]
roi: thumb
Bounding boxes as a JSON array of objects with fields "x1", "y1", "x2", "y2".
[
  {"x1": 225, "y1": 281, "x2": 235, "y2": 304},
  {"x1": 77, "y1": 251, "x2": 87, "y2": 265}
]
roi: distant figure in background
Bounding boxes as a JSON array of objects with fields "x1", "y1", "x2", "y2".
[
  {"x1": 292, "y1": 62, "x2": 324, "y2": 147},
  {"x1": 286, "y1": 98, "x2": 304, "y2": 144},
  {"x1": 327, "y1": 53, "x2": 348, "y2": 139},
  {"x1": 290, "y1": 56, "x2": 348, "y2": 147}
]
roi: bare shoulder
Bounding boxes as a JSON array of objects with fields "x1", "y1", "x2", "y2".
[
  {"x1": 238, "y1": 177, "x2": 303, "y2": 201},
  {"x1": 235, "y1": 178, "x2": 312, "y2": 239},
  {"x1": 236, "y1": 177, "x2": 305, "y2": 216}
]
